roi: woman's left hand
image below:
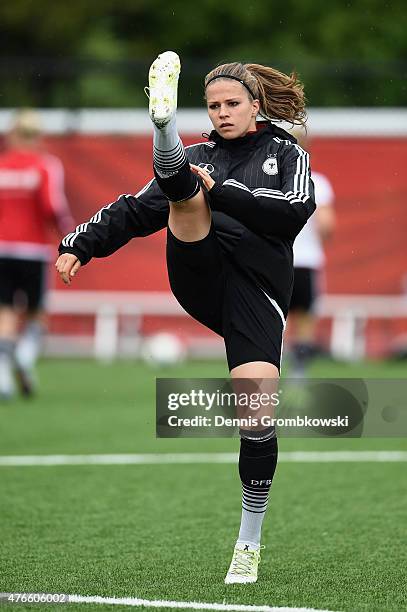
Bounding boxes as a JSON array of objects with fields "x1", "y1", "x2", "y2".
[{"x1": 190, "y1": 164, "x2": 215, "y2": 191}]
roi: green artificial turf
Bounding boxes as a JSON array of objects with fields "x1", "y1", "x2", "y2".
[{"x1": 0, "y1": 358, "x2": 406, "y2": 612}]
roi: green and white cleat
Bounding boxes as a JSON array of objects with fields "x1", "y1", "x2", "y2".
[
  {"x1": 224, "y1": 543, "x2": 263, "y2": 584},
  {"x1": 147, "y1": 51, "x2": 181, "y2": 129}
]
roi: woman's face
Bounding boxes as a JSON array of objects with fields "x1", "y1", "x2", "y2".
[{"x1": 206, "y1": 80, "x2": 260, "y2": 140}]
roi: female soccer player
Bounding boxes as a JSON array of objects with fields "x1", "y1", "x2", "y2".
[{"x1": 56, "y1": 52, "x2": 315, "y2": 584}]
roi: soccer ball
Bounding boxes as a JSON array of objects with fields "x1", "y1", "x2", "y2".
[{"x1": 140, "y1": 332, "x2": 186, "y2": 367}]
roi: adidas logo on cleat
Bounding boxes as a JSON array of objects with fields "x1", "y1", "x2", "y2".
[{"x1": 224, "y1": 543, "x2": 264, "y2": 584}]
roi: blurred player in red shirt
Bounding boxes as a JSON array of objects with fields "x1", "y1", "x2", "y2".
[{"x1": 0, "y1": 109, "x2": 74, "y2": 398}]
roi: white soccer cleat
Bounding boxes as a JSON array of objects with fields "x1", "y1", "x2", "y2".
[
  {"x1": 224, "y1": 543, "x2": 263, "y2": 584},
  {"x1": 147, "y1": 51, "x2": 181, "y2": 128}
]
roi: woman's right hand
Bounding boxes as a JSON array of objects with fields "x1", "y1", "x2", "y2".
[
  {"x1": 190, "y1": 164, "x2": 215, "y2": 191},
  {"x1": 55, "y1": 253, "x2": 81, "y2": 285}
]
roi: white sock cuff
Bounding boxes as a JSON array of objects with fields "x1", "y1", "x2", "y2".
[
  {"x1": 153, "y1": 113, "x2": 179, "y2": 151},
  {"x1": 153, "y1": 140, "x2": 187, "y2": 176}
]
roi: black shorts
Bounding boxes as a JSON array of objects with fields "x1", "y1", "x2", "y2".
[
  {"x1": 0, "y1": 257, "x2": 47, "y2": 311},
  {"x1": 166, "y1": 226, "x2": 285, "y2": 372},
  {"x1": 289, "y1": 267, "x2": 318, "y2": 312}
]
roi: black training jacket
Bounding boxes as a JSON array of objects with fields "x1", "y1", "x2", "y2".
[{"x1": 59, "y1": 122, "x2": 315, "y2": 318}]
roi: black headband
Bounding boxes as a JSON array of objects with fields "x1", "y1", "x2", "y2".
[{"x1": 205, "y1": 74, "x2": 257, "y2": 100}]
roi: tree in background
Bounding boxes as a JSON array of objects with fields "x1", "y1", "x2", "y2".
[{"x1": 0, "y1": 0, "x2": 406, "y2": 107}]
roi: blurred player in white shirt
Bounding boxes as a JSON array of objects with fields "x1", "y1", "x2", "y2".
[{"x1": 289, "y1": 131, "x2": 335, "y2": 374}]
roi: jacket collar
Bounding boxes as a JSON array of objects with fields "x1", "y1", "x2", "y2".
[{"x1": 208, "y1": 121, "x2": 297, "y2": 148}]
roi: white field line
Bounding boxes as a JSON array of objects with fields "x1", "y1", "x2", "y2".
[
  {"x1": 0, "y1": 451, "x2": 406, "y2": 467},
  {"x1": 9, "y1": 592, "x2": 337, "y2": 612}
]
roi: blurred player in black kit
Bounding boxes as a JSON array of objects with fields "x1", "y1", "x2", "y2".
[{"x1": 56, "y1": 52, "x2": 315, "y2": 583}]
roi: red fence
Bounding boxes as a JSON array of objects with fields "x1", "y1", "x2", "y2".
[
  {"x1": 47, "y1": 134, "x2": 407, "y2": 294},
  {"x1": 45, "y1": 134, "x2": 407, "y2": 355}
]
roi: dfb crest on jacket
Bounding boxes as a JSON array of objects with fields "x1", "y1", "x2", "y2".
[{"x1": 262, "y1": 156, "x2": 278, "y2": 176}]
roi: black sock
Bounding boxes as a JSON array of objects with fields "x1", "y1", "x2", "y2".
[
  {"x1": 292, "y1": 341, "x2": 318, "y2": 367},
  {"x1": 237, "y1": 429, "x2": 278, "y2": 545},
  {"x1": 154, "y1": 156, "x2": 200, "y2": 203}
]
